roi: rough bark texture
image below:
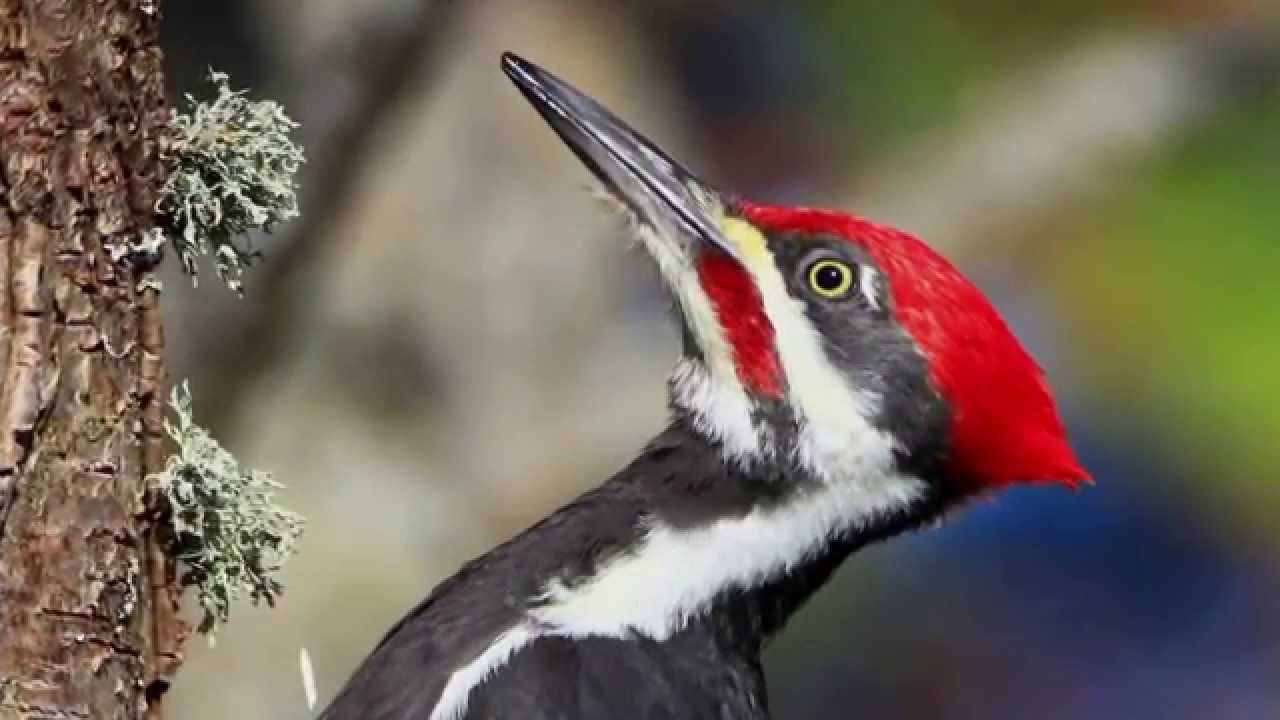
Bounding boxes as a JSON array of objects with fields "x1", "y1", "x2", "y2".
[{"x1": 0, "y1": 2, "x2": 181, "y2": 718}]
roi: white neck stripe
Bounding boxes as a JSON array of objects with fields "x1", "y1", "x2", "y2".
[
  {"x1": 531, "y1": 472, "x2": 924, "y2": 640},
  {"x1": 428, "y1": 472, "x2": 924, "y2": 720}
]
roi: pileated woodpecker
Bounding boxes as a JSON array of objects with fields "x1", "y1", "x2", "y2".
[{"x1": 319, "y1": 53, "x2": 1087, "y2": 720}]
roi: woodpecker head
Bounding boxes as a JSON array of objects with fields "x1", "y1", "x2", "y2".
[{"x1": 503, "y1": 53, "x2": 1087, "y2": 500}]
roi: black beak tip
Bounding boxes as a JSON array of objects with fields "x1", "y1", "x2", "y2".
[
  {"x1": 501, "y1": 52, "x2": 530, "y2": 81},
  {"x1": 501, "y1": 52, "x2": 548, "y2": 105},
  {"x1": 497, "y1": 50, "x2": 739, "y2": 262}
]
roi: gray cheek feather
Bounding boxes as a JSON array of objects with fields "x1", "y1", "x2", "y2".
[{"x1": 820, "y1": 306, "x2": 950, "y2": 482}]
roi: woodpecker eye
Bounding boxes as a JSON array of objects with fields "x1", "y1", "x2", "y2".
[{"x1": 806, "y1": 259, "x2": 856, "y2": 300}]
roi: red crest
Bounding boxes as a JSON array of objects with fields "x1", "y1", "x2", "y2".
[{"x1": 739, "y1": 202, "x2": 1089, "y2": 490}]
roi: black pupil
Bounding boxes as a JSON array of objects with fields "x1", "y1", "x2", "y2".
[{"x1": 815, "y1": 264, "x2": 846, "y2": 291}]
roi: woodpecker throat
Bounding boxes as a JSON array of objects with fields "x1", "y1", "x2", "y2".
[{"x1": 318, "y1": 53, "x2": 1087, "y2": 720}]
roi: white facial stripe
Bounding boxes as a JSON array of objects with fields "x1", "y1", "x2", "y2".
[
  {"x1": 625, "y1": 219, "x2": 765, "y2": 464},
  {"x1": 720, "y1": 217, "x2": 899, "y2": 483}
]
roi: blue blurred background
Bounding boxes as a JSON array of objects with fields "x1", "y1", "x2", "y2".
[{"x1": 157, "y1": 2, "x2": 1280, "y2": 718}]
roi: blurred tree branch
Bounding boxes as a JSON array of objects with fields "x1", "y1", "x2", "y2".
[{"x1": 196, "y1": 0, "x2": 465, "y2": 423}]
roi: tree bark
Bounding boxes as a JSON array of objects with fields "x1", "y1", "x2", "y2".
[{"x1": 0, "y1": 2, "x2": 181, "y2": 718}]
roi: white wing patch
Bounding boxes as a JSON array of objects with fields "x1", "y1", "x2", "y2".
[{"x1": 430, "y1": 625, "x2": 535, "y2": 720}]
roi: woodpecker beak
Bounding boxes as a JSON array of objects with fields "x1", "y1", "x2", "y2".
[{"x1": 501, "y1": 52, "x2": 740, "y2": 262}]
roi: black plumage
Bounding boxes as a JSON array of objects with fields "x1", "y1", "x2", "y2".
[{"x1": 319, "y1": 421, "x2": 947, "y2": 720}]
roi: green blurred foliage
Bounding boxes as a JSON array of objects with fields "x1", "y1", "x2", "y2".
[{"x1": 1052, "y1": 88, "x2": 1280, "y2": 540}]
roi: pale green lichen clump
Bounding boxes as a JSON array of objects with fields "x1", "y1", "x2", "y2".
[
  {"x1": 155, "y1": 70, "x2": 304, "y2": 294},
  {"x1": 150, "y1": 382, "x2": 305, "y2": 634}
]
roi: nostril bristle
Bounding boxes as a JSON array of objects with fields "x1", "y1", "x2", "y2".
[{"x1": 585, "y1": 184, "x2": 645, "y2": 250}]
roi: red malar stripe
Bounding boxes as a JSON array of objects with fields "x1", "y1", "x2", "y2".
[{"x1": 695, "y1": 252, "x2": 783, "y2": 397}]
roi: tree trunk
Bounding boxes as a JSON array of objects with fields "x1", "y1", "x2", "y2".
[{"x1": 0, "y1": 2, "x2": 182, "y2": 718}]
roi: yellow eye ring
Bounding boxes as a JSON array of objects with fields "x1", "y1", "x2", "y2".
[{"x1": 807, "y1": 259, "x2": 855, "y2": 299}]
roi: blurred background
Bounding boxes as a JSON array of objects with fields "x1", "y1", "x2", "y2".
[{"x1": 157, "y1": 1, "x2": 1280, "y2": 718}]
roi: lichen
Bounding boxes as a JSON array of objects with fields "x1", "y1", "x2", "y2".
[
  {"x1": 112, "y1": 555, "x2": 141, "y2": 626},
  {"x1": 104, "y1": 224, "x2": 166, "y2": 270},
  {"x1": 154, "y1": 70, "x2": 304, "y2": 295},
  {"x1": 149, "y1": 382, "x2": 304, "y2": 634}
]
